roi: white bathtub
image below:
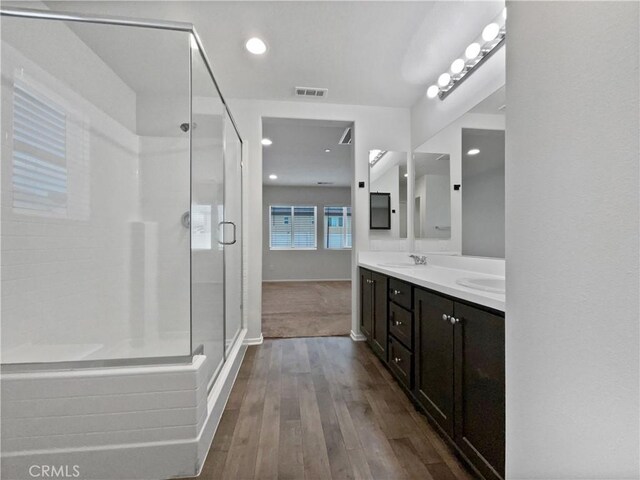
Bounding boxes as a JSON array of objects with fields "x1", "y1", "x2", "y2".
[{"x1": 0, "y1": 329, "x2": 248, "y2": 480}]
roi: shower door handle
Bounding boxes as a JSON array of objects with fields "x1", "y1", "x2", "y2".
[{"x1": 218, "y1": 221, "x2": 237, "y2": 245}]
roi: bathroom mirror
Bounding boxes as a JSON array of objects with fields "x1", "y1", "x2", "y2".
[
  {"x1": 413, "y1": 85, "x2": 505, "y2": 257},
  {"x1": 461, "y1": 128, "x2": 505, "y2": 257},
  {"x1": 413, "y1": 152, "x2": 451, "y2": 239},
  {"x1": 369, "y1": 150, "x2": 407, "y2": 237}
]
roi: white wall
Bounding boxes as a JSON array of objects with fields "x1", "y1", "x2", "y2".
[
  {"x1": 227, "y1": 98, "x2": 411, "y2": 341},
  {"x1": 505, "y1": 1, "x2": 639, "y2": 477},
  {"x1": 262, "y1": 186, "x2": 351, "y2": 281}
]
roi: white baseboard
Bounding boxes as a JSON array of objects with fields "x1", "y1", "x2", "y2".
[
  {"x1": 244, "y1": 333, "x2": 264, "y2": 345},
  {"x1": 350, "y1": 330, "x2": 367, "y2": 342}
]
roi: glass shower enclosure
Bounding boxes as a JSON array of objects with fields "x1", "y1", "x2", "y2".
[{"x1": 0, "y1": 8, "x2": 243, "y2": 389}]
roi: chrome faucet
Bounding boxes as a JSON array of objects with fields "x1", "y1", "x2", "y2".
[{"x1": 409, "y1": 254, "x2": 428, "y2": 265}]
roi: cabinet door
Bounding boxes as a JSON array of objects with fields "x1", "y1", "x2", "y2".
[
  {"x1": 454, "y1": 303, "x2": 505, "y2": 480},
  {"x1": 359, "y1": 269, "x2": 372, "y2": 338},
  {"x1": 414, "y1": 288, "x2": 455, "y2": 437},
  {"x1": 370, "y1": 271, "x2": 388, "y2": 361}
]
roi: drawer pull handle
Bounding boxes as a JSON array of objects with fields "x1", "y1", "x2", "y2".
[
  {"x1": 394, "y1": 320, "x2": 403, "y2": 326},
  {"x1": 393, "y1": 289, "x2": 401, "y2": 295},
  {"x1": 442, "y1": 314, "x2": 450, "y2": 321},
  {"x1": 393, "y1": 356, "x2": 402, "y2": 364}
]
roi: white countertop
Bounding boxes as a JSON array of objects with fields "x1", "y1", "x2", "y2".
[{"x1": 358, "y1": 251, "x2": 505, "y2": 312}]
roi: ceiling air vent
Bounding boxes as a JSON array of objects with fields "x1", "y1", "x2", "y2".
[
  {"x1": 339, "y1": 127, "x2": 352, "y2": 145},
  {"x1": 295, "y1": 86, "x2": 328, "y2": 98}
]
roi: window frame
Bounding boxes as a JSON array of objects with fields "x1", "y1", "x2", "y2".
[
  {"x1": 269, "y1": 205, "x2": 318, "y2": 250},
  {"x1": 324, "y1": 205, "x2": 352, "y2": 250}
]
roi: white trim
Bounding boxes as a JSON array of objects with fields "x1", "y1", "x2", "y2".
[
  {"x1": 262, "y1": 278, "x2": 351, "y2": 283},
  {"x1": 193, "y1": 329, "x2": 247, "y2": 477},
  {"x1": 350, "y1": 330, "x2": 367, "y2": 342},
  {"x1": 244, "y1": 333, "x2": 264, "y2": 345}
]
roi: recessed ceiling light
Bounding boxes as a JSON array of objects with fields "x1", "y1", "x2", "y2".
[
  {"x1": 261, "y1": 138, "x2": 272, "y2": 146},
  {"x1": 467, "y1": 148, "x2": 480, "y2": 156},
  {"x1": 325, "y1": 149, "x2": 331, "y2": 153},
  {"x1": 269, "y1": 174, "x2": 278, "y2": 180},
  {"x1": 246, "y1": 37, "x2": 267, "y2": 55}
]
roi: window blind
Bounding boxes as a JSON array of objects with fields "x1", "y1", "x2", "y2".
[
  {"x1": 12, "y1": 82, "x2": 68, "y2": 217},
  {"x1": 270, "y1": 206, "x2": 317, "y2": 249},
  {"x1": 325, "y1": 206, "x2": 352, "y2": 249}
]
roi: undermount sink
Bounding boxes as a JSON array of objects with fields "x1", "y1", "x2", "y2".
[
  {"x1": 378, "y1": 262, "x2": 426, "y2": 268},
  {"x1": 456, "y1": 277, "x2": 505, "y2": 294}
]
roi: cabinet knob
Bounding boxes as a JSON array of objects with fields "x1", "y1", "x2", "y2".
[
  {"x1": 450, "y1": 316, "x2": 460, "y2": 325},
  {"x1": 394, "y1": 320, "x2": 403, "y2": 326},
  {"x1": 393, "y1": 356, "x2": 402, "y2": 364},
  {"x1": 442, "y1": 314, "x2": 449, "y2": 321},
  {"x1": 393, "y1": 289, "x2": 401, "y2": 295}
]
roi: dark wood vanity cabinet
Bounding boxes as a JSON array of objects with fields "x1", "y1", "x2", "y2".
[
  {"x1": 414, "y1": 287, "x2": 505, "y2": 480},
  {"x1": 454, "y1": 302, "x2": 505, "y2": 480},
  {"x1": 414, "y1": 289, "x2": 455, "y2": 437},
  {"x1": 360, "y1": 269, "x2": 388, "y2": 361},
  {"x1": 359, "y1": 267, "x2": 505, "y2": 480}
]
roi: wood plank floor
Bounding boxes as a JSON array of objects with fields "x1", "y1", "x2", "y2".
[
  {"x1": 262, "y1": 282, "x2": 351, "y2": 338},
  {"x1": 188, "y1": 337, "x2": 476, "y2": 480}
]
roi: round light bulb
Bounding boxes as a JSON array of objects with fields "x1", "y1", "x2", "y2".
[
  {"x1": 465, "y1": 42, "x2": 481, "y2": 60},
  {"x1": 261, "y1": 138, "x2": 272, "y2": 146},
  {"x1": 269, "y1": 174, "x2": 278, "y2": 180},
  {"x1": 451, "y1": 58, "x2": 465, "y2": 74},
  {"x1": 245, "y1": 37, "x2": 267, "y2": 55},
  {"x1": 482, "y1": 23, "x2": 500, "y2": 42},
  {"x1": 437, "y1": 73, "x2": 451, "y2": 88},
  {"x1": 426, "y1": 85, "x2": 440, "y2": 99}
]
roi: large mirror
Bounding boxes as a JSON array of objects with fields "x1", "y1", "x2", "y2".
[
  {"x1": 369, "y1": 150, "x2": 407, "y2": 238},
  {"x1": 413, "y1": 85, "x2": 505, "y2": 257},
  {"x1": 413, "y1": 153, "x2": 451, "y2": 239}
]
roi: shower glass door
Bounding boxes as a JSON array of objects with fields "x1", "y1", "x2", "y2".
[
  {"x1": 190, "y1": 43, "x2": 225, "y2": 384},
  {"x1": 224, "y1": 112, "x2": 242, "y2": 353}
]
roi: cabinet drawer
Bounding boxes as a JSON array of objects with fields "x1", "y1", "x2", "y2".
[
  {"x1": 389, "y1": 336, "x2": 412, "y2": 388},
  {"x1": 389, "y1": 278, "x2": 412, "y2": 310},
  {"x1": 389, "y1": 302, "x2": 413, "y2": 350}
]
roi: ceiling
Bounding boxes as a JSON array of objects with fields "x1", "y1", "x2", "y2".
[
  {"x1": 262, "y1": 118, "x2": 353, "y2": 187},
  {"x1": 40, "y1": 0, "x2": 504, "y2": 108}
]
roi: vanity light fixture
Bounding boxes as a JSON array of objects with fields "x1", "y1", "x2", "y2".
[
  {"x1": 467, "y1": 149, "x2": 480, "y2": 156},
  {"x1": 426, "y1": 10, "x2": 506, "y2": 101},
  {"x1": 269, "y1": 174, "x2": 278, "y2": 180},
  {"x1": 245, "y1": 37, "x2": 267, "y2": 55},
  {"x1": 261, "y1": 138, "x2": 273, "y2": 146},
  {"x1": 369, "y1": 149, "x2": 388, "y2": 166}
]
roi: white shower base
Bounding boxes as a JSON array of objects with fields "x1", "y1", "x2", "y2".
[{"x1": 1, "y1": 329, "x2": 247, "y2": 480}]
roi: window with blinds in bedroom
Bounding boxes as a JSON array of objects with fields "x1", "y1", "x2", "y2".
[{"x1": 269, "y1": 205, "x2": 317, "y2": 250}]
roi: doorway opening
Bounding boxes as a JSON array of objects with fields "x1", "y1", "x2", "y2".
[{"x1": 261, "y1": 118, "x2": 354, "y2": 338}]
